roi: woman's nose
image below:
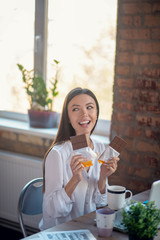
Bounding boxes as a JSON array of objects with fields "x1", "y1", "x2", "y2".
[{"x1": 81, "y1": 109, "x2": 88, "y2": 116}]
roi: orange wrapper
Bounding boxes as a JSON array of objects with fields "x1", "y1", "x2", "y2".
[{"x1": 82, "y1": 160, "x2": 93, "y2": 167}]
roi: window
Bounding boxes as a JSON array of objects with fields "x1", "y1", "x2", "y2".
[
  {"x1": 0, "y1": 0, "x2": 117, "y2": 121},
  {"x1": 47, "y1": 0, "x2": 117, "y2": 120},
  {"x1": 0, "y1": 0, "x2": 35, "y2": 113}
]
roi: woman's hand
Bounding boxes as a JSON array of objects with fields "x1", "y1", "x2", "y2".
[
  {"x1": 70, "y1": 154, "x2": 85, "y2": 182},
  {"x1": 100, "y1": 157, "x2": 120, "y2": 178},
  {"x1": 98, "y1": 157, "x2": 119, "y2": 194},
  {"x1": 65, "y1": 155, "x2": 85, "y2": 198}
]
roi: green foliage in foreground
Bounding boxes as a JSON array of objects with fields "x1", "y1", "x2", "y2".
[{"x1": 122, "y1": 201, "x2": 160, "y2": 239}]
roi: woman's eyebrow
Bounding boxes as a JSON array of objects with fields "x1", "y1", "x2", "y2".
[
  {"x1": 71, "y1": 102, "x2": 95, "y2": 107},
  {"x1": 71, "y1": 104, "x2": 80, "y2": 107},
  {"x1": 86, "y1": 102, "x2": 95, "y2": 105}
]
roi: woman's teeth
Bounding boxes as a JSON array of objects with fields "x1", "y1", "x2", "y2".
[{"x1": 79, "y1": 121, "x2": 90, "y2": 125}]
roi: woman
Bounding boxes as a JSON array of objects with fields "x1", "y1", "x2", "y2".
[{"x1": 39, "y1": 87, "x2": 119, "y2": 230}]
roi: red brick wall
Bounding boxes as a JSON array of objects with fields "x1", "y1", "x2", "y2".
[
  {"x1": 0, "y1": 130, "x2": 52, "y2": 158},
  {"x1": 110, "y1": 0, "x2": 160, "y2": 194}
]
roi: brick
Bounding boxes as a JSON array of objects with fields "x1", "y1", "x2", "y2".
[
  {"x1": 134, "y1": 155, "x2": 159, "y2": 168},
  {"x1": 124, "y1": 127, "x2": 143, "y2": 138},
  {"x1": 119, "y1": 151, "x2": 131, "y2": 164},
  {"x1": 136, "y1": 78, "x2": 159, "y2": 90},
  {"x1": 136, "y1": 41, "x2": 160, "y2": 53},
  {"x1": 154, "y1": 170, "x2": 160, "y2": 178},
  {"x1": 147, "y1": 105, "x2": 160, "y2": 114},
  {"x1": 139, "y1": 55, "x2": 149, "y2": 65},
  {"x1": 118, "y1": 89, "x2": 133, "y2": 101},
  {"x1": 122, "y1": 3, "x2": 151, "y2": 14},
  {"x1": 116, "y1": 78, "x2": 134, "y2": 88},
  {"x1": 110, "y1": 125, "x2": 124, "y2": 137},
  {"x1": 125, "y1": 179, "x2": 149, "y2": 195},
  {"x1": 147, "y1": 157, "x2": 159, "y2": 168},
  {"x1": 114, "y1": 102, "x2": 132, "y2": 111},
  {"x1": 152, "y1": 3, "x2": 160, "y2": 13},
  {"x1": 0, "y1": 130, "x2": 17, "y2": 141},
  {"x1": 150, "y1": 54, "x2": 160, "y2": 64},
  {"x1": 143, "y1": 68, "x2": 160, "y2": 78},
  {"x1": 119, "y1": 29, "x2": 150, "y2": 40},
  {"x1": 119, "y1": 52, "x2": 139, "y2": 64},
  {"x1": 116, "y1": 65, "x2": 130, "y2": 75},
  {"x1": 18, "y1": 134, "x2": 43, "y2": 146},
  {"x1": 135, "y1": 140, "x2": 160, "y2": 155},
  {"x1": 121, "y1": 139, "x2": 134, "y2": 152},
  {"x1": 145, "y1": 15, "x2": 160, "y2": 27},
  {"x1": 133, "y1": 103, "x2": 146, "y2": 112},
  {"x1": 134, "y1": 103, "x2": 160, "y2": 114},
  {"x1": 119, "y1": 40, "x2": 135, "y2": 51},
  {"x1": 134, "y1": 16, "x2": 141, "y2": 27},
  {"x1": 152, "y1": 28, "x2": 160, "y2": 39},
  {"x1": 145, "y1": 130, "x2": 160, "y2": 142},
  {"x1": 134, "y1": 168, "x2": 151, "y2": 178},
  {"x1": 136, "y1": 115, "x2": 160, "y2": 128},
  {"x1": 139, "y1": 91, "x2": 159, "y2": 104},
  {"x1": 122, "y1": 16, "x2": 133, "y2": 26},
  {"x1": 44, "y1": 138, "x2": 52, "y2": 147},
  {"x1": 116, "y1": 113, "x2": 133, "y2": 122}
]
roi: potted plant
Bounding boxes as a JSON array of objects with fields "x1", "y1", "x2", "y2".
[
  {"x1": 17, "y1": 59, "x2": 59, "y2": 128},
  {"x1": 122, "y1": 201, "x2": 160, "y2": 240}
]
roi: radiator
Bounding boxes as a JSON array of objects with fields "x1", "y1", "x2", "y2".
[{"x1": 0, "y1": 150, "x2": 43, "y2": 230}]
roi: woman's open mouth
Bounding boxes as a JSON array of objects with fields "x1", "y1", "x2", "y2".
[{"x1": 79, "y1": 120, "x2": 91, "y2": 127}]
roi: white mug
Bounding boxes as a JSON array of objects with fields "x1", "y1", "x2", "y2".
[
  {"x1": 96, "y1": 208, "x2": 115, "y2": 237},
  {"x1": 107, "y1": 185, "x2": 132, "y2": 210}
]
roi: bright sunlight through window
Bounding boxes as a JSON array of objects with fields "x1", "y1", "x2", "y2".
[{"x1": 0, "y1": 0, "x2": 117, "y2": 120}]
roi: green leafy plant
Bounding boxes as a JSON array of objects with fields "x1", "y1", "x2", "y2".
[
  {"x1": 122, "y1": 201, "x2": 160, "y2": 240},
  {"x1": 17, "y1": 59, "x2": 59, "y2": 111}
]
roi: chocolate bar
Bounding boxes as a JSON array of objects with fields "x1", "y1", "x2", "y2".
[
  {"x1": 70, "y1": 134, "x2": 89, "y2": 150},
  {"x1": 109, "y1": 136, "x2": 127, "y2": 153}
]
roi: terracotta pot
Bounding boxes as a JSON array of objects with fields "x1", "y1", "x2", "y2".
[{"x1": 28, "y1": 109, "x2": 58, "y2": 128}]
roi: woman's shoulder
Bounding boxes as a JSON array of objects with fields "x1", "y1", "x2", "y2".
[{"x1": 50, "y1": 140, "x2": 72, "y2": 156}]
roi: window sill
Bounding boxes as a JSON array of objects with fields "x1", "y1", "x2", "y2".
[{"x1": 0, "y1": 116, "x2": 110, "y2": 144}]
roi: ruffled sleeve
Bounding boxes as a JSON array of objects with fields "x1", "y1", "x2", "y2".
[
  {"x1": 43, "y1": 148, "x2": 74, "y2": 219},
  {"x1": 94, "y1": 180, "x2": 108, "y2": 208}
]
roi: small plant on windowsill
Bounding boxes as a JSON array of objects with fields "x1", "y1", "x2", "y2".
[
  {"x1": 122, "y1": 201, "x2": 160, "y2": 240},
  {"x1": 17, "y1": 59, "x2": 60, "y2": 128}
]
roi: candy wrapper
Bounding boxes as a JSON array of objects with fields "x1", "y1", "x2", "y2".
[
  {"x1": 98, "y1": 146, "x2": 119, "y2": 164},
  {"x1": 72, "y1": 147, "x2": 98, "y2": 167},
  {"x1": 98, "y1": 136, "x2": 127, "y2": 164},
  {"x1": 70, "y1": 134, "x2": 97, "y2": 167}
]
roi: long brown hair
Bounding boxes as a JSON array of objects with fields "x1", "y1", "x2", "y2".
[{"x1": 43, "y1": 87, "x2": 99, "y2": 192}]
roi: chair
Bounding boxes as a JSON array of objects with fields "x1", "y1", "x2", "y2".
[{"x1": 17, "y1": 177, "x2": 43, "y2": 238}]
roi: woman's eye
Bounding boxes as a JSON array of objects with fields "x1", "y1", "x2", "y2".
[
  {"x1": 87, "y1": 105, "x2": 93, "y2": 110},
  {"x1": 72, "y1": 108, "x2": 79, "y2": 111}
]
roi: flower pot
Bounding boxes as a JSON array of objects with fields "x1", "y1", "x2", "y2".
[
  {"x1": 129, "y1": 235, "x2": 153, "y2": 240},
  {"x1": 28, "y1": 109, "x2": 58, "y2": 128}
]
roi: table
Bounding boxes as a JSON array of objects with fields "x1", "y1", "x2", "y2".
[{"x1": 23, "y1": 190, "x2": 160, "y2": 240}]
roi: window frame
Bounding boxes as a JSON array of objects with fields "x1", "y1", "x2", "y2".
[{"x1": 1, "y1": 0, "x2": 111, "y2": 140}]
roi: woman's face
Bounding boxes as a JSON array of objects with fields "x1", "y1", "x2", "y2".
[{"x1": 67, "y1": 94, "x2": 97, "y2": 136}]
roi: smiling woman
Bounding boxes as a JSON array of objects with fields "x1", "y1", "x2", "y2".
[
  {"x1": 67, "y1": 94, "x2": 98, "y2": 136},
  {"x1": 40, "y1": 87, "x2": 119, "y2": 230}
]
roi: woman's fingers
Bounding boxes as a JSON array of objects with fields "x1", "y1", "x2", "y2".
[
  {"x1": 100, "y1": 157, "x2": 120, "y2": 177},
  {"x1": 70, "y1": 155, "x2": 85, "y2": 177}
]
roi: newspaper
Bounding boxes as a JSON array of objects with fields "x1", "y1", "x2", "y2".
[{"x1": 39, "y1": 229, "x2": 96, "y2": 240}]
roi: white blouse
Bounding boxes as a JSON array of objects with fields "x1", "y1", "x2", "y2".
[{"x1": 39, "y1": 137, "x2": 108, "y2": 230}]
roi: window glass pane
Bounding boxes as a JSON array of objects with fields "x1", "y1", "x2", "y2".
[
  {"x1": 48, "y1": 0, "x2": 117, "y2": 120},
  {"x1": 0, "y1": 0, "x2": 35, "y2": 113}
]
